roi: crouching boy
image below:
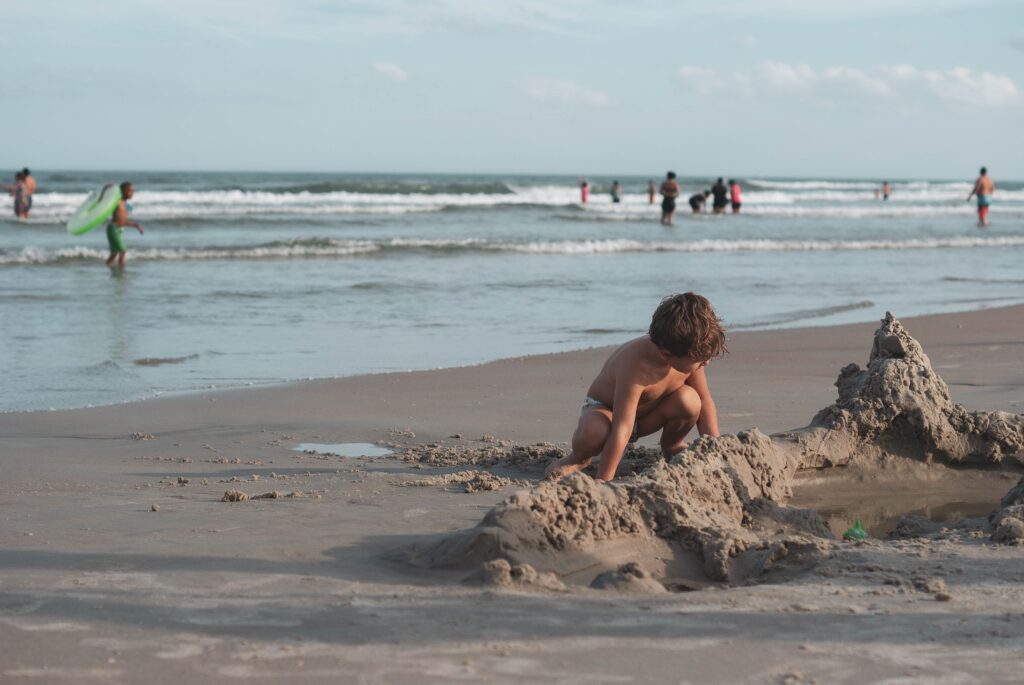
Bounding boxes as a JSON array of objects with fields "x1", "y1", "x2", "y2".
[{"x1": 545, "y1": 292, "x2": 726, "y2": 483}]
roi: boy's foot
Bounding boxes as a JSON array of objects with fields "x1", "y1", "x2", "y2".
[{"x1": 544, "y1": 455, "x2": 590, "y2": 481}]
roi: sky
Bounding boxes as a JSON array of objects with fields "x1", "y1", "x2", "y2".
[{"x1": 3, "y1": 0, "x2": 1023, "y2": 178}]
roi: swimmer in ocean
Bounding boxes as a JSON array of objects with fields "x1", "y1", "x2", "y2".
[
  {"x1": 967, "y1": 166, "x2": 995, "y2": 228},
  {"x1": 659, "y1": 172, "x2": 681, "y2": 225},
  {"x1": 689, "y1": 190, "x2": 709, "y2": 214},
  {"x1": 105, "y1": 182, "x2": 144, "y2": 268}
]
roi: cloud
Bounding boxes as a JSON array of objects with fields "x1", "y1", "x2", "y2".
[
  {"x1": 372, "y1": 63, "x2": 408, "y2": 82},
  {"x1": 922, "y1": 67, "x2": 1020, "y2": 106},
  {"x1": 678, "y1": 66, "x2": 720, "y2": 95},
  {"x1": 759, "y1": 62, "x2": 816, "y2": 91},
  {"x1": 823, "y1": 67, "x2": 891, "y2": 96},
  {"x1": 677, "y1": 61, "x2": 1020, "y2": 107},
  {"x1": 881, "y1": 64, "x2": 919, "y2": 80},
  {"x1": 702, "y1": 0, "x2": 999, "y2": 21},
  {"x1": 524, "y1": 78, "x2": 609, "y2": 106}
]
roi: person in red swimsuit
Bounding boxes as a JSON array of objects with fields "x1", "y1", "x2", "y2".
[{"x1": 966, "y1": 167, "x2": 994, "y2": 228}]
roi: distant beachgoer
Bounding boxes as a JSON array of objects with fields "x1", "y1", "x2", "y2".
[
  {"x1": 659, "y1": 172, "x2": 681, "y2": 225},
  {"x1": 729, "y1": 179, "x2": 742, "y2": 214},
  {"x1": 21, "y1": 168, "x2": 36, "y2": 205},
  {"x1": 7, "y1": 172, "x2": 29, "y2": 219},
  {"x1": 611, "y1": 180, "x2": 622, "y2": 203},
  {"x1": 648, "y1": 179, "x2": 656, "y2": 204},
  {"x1": 967, "y1": 167, "x2": 995, "y2": 228},
  {"x1": 882, "y1": 181, "x2": 890, "y2": 200},
  {"x1": 710, "y1": 178, "x2": 729, "y2": 214},
  {"x1": 689, "y1": 190, "x2": 709, "y2": 214},
  {"x1": 580, "y1": 179, "x2": 589, "y2": 204},
  {"x1": 105, "y1": 182, "x2": 144, "y2": 267}
]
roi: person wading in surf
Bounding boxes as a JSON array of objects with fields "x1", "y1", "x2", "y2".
[
  {"x1": 967, "y1": 167, "x2": 995, "y2": 228},
  {"x1": 105, "y1": 182, "x2": 144, "y2": 268}
]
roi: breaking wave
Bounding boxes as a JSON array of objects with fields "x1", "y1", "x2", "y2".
[{"x1": 5, "y1": 235, "x2": 1024, "y2": 265}]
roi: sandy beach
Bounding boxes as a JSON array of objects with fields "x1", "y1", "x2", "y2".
[{"x1": 1, "y1": 305, "x2": 1023, "y2": 684}]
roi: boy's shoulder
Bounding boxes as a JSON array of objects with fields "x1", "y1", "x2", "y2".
[{"x1": 611, "y1": 337, "x2": 665, "y2": 377}]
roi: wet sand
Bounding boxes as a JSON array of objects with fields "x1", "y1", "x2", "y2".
[{"x1": 1, "y1": 305, "x2": 1023, "y2": 683}]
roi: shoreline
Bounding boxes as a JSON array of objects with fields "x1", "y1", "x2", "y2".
[
  {"x1": 5, "y1": 300, "x2": 1022, "y2": 418},
  {"x1": 2, "y1": 303, "x2": 1021, "y2": 492}
]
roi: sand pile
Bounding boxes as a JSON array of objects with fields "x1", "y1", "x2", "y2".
[
  {"x1": 397, "y1": 313, "x2": 1023, "y2": 589},
  {"x1": 398, "y1": 441, "x2": 563, "y2": 472},
  {"x1": 991, "y1": 478, "x2": 1024, "y2": 544},
  {"x1": 399, "y1": 440, "x2": 670, "y2": 477},
  {"x1": 391, "y1": 470, "x2": 531, "y2": 493},
  {"x1": 791, "y1": 312, "x2": 1024, "y2": 468}
]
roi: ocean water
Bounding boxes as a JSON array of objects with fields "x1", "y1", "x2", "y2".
[{"x1": 1, "y1": 171, "x2": 1022, "y2": 412}]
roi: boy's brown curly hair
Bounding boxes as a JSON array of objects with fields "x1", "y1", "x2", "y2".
[{"x1": 648, "y1": 292, "x2": 727, "y2": 361}]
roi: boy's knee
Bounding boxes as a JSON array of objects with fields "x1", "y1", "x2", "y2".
[
  {"x1": 675, "y1": 385, "x2": 702, "y2": 421},
  {"x1": 573, "y1": 412, "x2": 610, "y2": 453}
]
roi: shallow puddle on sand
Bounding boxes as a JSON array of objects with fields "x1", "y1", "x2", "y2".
[
  {"x1": 293, "y1": 442, "x2": 393, "y2": 458},
  {"x1": 790, "y1": 468, "x2": 1017, "y2": 538}
]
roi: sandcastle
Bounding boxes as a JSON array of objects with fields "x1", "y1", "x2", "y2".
[{"x1": 397, "y1": 314, "x2": 1024, "y2": 587}]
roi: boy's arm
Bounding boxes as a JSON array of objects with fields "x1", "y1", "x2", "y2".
[
  {"x1": 685, "y1": 366, "x2": 720, "y2": 438},
  {"x1": 594, "y1": 379, "x2": 643, "y2": 482}
]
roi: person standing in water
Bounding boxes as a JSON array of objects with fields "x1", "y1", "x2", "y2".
[
  {"x1": 659, "y1": 172, "x2": 681, "y2": 225},
  {"x1": 9, "y1": 168, "x2": 37, "y2": 218},
  {"x1": 689, "y1": 190, "x2": 710, "y2": 214},
  {"x1": 710, "y1": 178, "x2": 729, "y2": 214},
  {"x1": 611, "y1": 180, "x2": 622, "y2": 203},
  {"x1": 106, "y1": 182, "x2": 144, "y2": 267},
  {"x1": 21, "y1": 168, "x2": 36, "y2": 214},
  {"x1": 882, "y1": 181, "x2": 891, "y2": 200},
  {"x1": 967, "y1": 167, "x2": 995, "y2": 228},
  {"x1": 647, "y1": 179, "x2": 656, "y2": 204},
  {"x1": 729, "y1": 179, "x2": 742, "y2": 214},
  {"x1": 580, "y1": 179, "x2": 589, "y2": 204},
  {"x1": 6, "y1": 172, "x2": 25, "y2": 219}
]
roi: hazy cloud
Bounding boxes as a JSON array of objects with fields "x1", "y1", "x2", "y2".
[
  {"x1": 678, "y1": 66, "x2": 720, "y2": 95},
  {"x1": 759, "y1": 62, "x2": 816, "y2": 91},
  {"x1": 524, "y1": 78, "x2": 609, "y2": 106},
  {"x1": 678, "y1": 61, "x2": 1020, "y2": 107},
  {"x1": 372, "y1": 63, "x2": 408, "y2": 81},
  {"x1": 922, "y1": 67, "x2": 1019, "y2": 106},
  {"x1": 823, "y1": 67, "x2": 891, "y2": 96}
]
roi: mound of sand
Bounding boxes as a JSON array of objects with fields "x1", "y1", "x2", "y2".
[
  {"x1": 391, "y1": 470, "x2": 531, "y2": 493},
  {"x1": 991, "y1": 478, "x2": 1024, "y2": 545},
  {"x1": 396, "y1": 313, "x2": 1024, "y2": 589},
  {"x1": 793, "y1": 312, "x2": 1023, "y2": 467}
]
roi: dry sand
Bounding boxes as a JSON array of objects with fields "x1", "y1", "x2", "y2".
[{"x1": 0, "y1": 306, "x2": 1022, "y2": 683}]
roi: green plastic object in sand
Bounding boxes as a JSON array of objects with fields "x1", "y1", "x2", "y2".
[
  {"x1": 843, "y1": 519, "x2": 868, "y2": 541},
  {"x1": 67, "y1": 183, "x2": 121, "y2": 236}
]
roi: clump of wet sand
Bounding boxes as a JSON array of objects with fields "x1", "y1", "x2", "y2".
[
  {"x1": 395, "y1": 313, "x2": 1023, "y2": 591},
  {"x1": 463, "y1": 559, "x2": 567, "y2": 592},
  {"x1": 398, "y1": 440, "x2": 667, "y2": 478},
  {"x1": 221, "y1": 489, "x2": 306, "y2": 502},
  {"x1": 391, "y1": 470, "x2": 531, "y2": 493}
]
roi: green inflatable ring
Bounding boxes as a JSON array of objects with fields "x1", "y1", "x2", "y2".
[{"x1": 67, "y1": 184, "x2": 122, "y2": 236}]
